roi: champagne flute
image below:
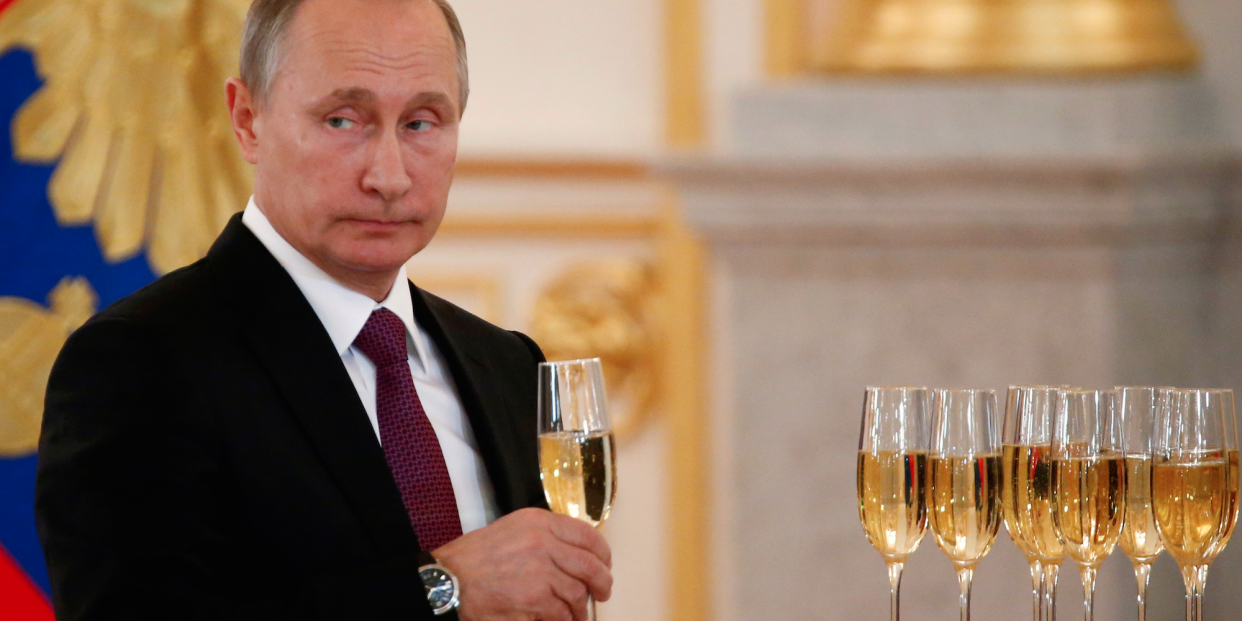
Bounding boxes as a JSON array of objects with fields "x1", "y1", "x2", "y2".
[
  {"x1": 857, "y1": 386, "x2": 932, "y2": 621},
  {"x1": 1203, "y1": 390, "x2": 1238, "y2": 564},
  {"x1": 1117, "y1": 387, "x2": 1169, "y2": 621},
  {"x1": 1051, "y1": 389, "x2": 1125, "y2": 621},
  {"x1": 537, "y1": 358, "x2": 616, "y2": 621},
  {"x1": 1153, "y1": 389, "x2": 1232, "y2": 621},
  {"x1": 1003, "y1": 386, "x2": 1068, "y2": 621},
  {"x1": 930, "y1": 389, "x2": 1003, "y2": 621}
]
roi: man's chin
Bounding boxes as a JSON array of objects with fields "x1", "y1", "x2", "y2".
[{"x1": 330, "y1": 241, "x2": 427, "y2": 274}]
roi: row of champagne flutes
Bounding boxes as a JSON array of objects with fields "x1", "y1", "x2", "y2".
[{"x1": 857, "y1": 385, "x2": 1240, "y2": 621}]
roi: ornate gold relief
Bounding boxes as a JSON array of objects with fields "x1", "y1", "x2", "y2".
[
  {"x1": 0, "y1": 0, "x2": 253, "y2": 275},
  {"x1": 815, "y1": 0, "x2": 1199, "y2": 73},
  {"x1": 530, "y1": 261, "x2": 660, "y2": 441},
  {"x1": 0, "y1": 277, "x2": 97, "y2": 456},
  {"x1": 770, "y1": 0, "x2": 1200, "y2": 75}
]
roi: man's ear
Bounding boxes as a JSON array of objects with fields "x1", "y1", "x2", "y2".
[{"x1": 225, "y1": 77, "x2": 260, "y2": 165}]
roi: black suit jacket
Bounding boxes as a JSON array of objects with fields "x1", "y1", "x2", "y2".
[{"x1": 35, "y1": 215, "x2": 549, "y2": 620}]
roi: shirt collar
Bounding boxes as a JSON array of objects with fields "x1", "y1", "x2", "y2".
[{"x1": 241, "y1": 196, "x2": 430, "y2": 370}]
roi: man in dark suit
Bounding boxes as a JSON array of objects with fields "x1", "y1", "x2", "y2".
[{"x1": 34, "y1": 0, "x2": 611, "y2": 619}]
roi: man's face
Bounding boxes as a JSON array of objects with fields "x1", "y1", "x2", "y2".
[{"x1": 248, "y1": 0, "x2": 459, "y2": 284}]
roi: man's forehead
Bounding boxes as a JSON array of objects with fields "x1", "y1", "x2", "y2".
[{"x1": 290, "y1": 0, "x2": 453, "y2": 58}]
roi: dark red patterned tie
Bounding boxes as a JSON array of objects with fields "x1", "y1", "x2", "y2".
[{"x1": 353, "y1": 308, "x2": 462, "y2": 550}]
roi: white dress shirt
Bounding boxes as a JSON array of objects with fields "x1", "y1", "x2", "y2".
[{"x1": 242, "y1": 197, "x2": 498, "y2": 535}]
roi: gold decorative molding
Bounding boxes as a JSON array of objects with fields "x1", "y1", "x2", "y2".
[
  {"x1": 658, "y1": 199, "x2": 710, "y2": 621},
  {"x1": 529, "y1": 261, "x2": 661, "y2": 443},
  {"x1": 0, "y1": 0, "x2": 253, "y2": 276},
  {"x1": 663, "y1": 0, "x2": 710, "y2": 614},
  {"x1": 768, "y1": 0, "x2": 1200, "y2": 76},
  {"x1": 665, "y1": 0, "x2": 705, "y2": 149},
  {"x1": 766, "y1": 0, "x2": 806, "y2": 77},
  {"x1": 454, "y1": 158, "x2": 649, "y2": 180},
  {"x1": 815, "y1": 0, "x2": 1199, "y2": 73},
  {"x1": 0, "y1": 277, "x2": 97, "y2": 457}
]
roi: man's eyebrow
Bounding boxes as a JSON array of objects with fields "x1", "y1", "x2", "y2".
[
  {"x1": 311, "y1": 89, "x2": 458, "y2": 119},
  {"x1": 404, "y1": 91, "x2": 456, "y2": 116},
  {"x1": 324, "y1": 87, "x2": 377, "y2": 106}
]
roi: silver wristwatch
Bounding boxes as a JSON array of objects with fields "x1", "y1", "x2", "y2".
[{"x1": 418, "y1": 562, "x2": 460, "y2": 616}]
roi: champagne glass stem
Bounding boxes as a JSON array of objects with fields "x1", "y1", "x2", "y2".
[
  {"x1": 1176, "y1": 564, "x2": 1211, "y2": 621},
  {"x1": 1132, "y1": 561, "x2": 1153, "y2": 621},
  {"x1": 1179, "y1": 564, "x2": 1195, "y2": 621},
  {"x1": 1193, "y1": 565, "x2": 1209, "y2": 621},
  {"x1": 1043, "y1": 561, "x2": 1061, "y2": 621},
  {"x1": 588, "y1": 594, "x2": 597, "y2": 621},
  {"x1": 956, "y1": 567, "x2": 975, "y2": 621},
  {"x1": 886, "y1": 561, "x2": 905, "y2": 621},
  {"x1": 1080, "y1": 566, "x2": 1098, "y2": 621},
  {"x1": 1028, "y1": 559, "x2": 1045, "y2": 621}
]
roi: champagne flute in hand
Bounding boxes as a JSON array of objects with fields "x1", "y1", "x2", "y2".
[
  {"x1": 538, "y1": 358, "x2": 616, "y2": 621},
  {"x1": 1052, "y1": 389, "x2": 1126, "y2": 621},
  {"x1": 1003, "y1": 386, "x2": 1068, "y2": 621},
  {"x1": 930, "y1": 389, "x2": 1003, "y2": 621},
  {"x1": 858, "y1": 387, "x2": 931, "y2": 621},
  {"x1": 1117, "y1": 387, "x2": 1169, "y2": 621},
  {"x1": 1153, "y1": 389, "x2": 1233, "y2": 621}
]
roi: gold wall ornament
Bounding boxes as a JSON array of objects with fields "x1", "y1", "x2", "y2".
[
  {"x1": 809, "y1": 0, "x2": 1199, "y2": 73},
  {"x1": 0, "y1": 277, "x2": 97, "y2": 457},
  {"x1": 529, "y1": 261, "x2": 661, "y2": 442},
  {"x1": 0, "y1": 0, "x2": 254, "y2": 275}
]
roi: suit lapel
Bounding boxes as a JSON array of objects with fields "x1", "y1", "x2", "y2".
[
  {"x1": 207, "y1": 217, "x2": 420, "y2": 556},
  {"x1": 409, "y1": 285, "x2": 526, "y2": 515}
]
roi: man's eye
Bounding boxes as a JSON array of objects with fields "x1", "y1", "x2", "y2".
[
  {"x1": 327, "y1": 117, "x2": 355, "y2": 129},
  {"x1": 409, "y1": 120, "x2": 432, "y2": 132}
]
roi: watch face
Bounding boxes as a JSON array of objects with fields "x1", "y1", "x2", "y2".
[{"x1": 421, "y1": 567, "x2": 457, "y2": 613}]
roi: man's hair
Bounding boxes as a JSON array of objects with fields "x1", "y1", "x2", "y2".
[{"x1": 240, "y1": 0, "x2": 469, "y2": 113}]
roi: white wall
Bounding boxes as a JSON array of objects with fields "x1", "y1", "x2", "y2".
[{"x1": 450, "y1": 0, "x2": 664, "y2": 157}]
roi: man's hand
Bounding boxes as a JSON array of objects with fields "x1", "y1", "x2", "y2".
[{"x1": 432, "y1": 508, "x2": 613, "y2": 621}]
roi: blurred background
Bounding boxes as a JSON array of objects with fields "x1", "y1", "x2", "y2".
[{"x1": 1, "y1": 0, "x2": 1241, "y2": 619}]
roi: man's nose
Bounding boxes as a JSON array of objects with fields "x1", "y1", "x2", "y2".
[{"x1": 361, "y1": 129, "x2": 413, "y2": 202}]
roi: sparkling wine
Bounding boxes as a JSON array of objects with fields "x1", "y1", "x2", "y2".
[
  {"x1": 858, "y1": 451, "x2": 929, "y2": 561},
  {"x1": 930, "y1": 454, "x2": 1003, "y2": 567},
  {"x1": 1207, "y1": 450, "x2": 1240, "y2": 560},
  {"x1": 1003, "y1": 444, "x2": 1066, "y2": 562},
  {"x1": 1052, "y1": 455, "x2": 1125, "y2": 567},
  {"x1": 539, "y1": 431, "x2": 616, "y2": 527},
  {"x1": 1119, "y1": 456, "x2": 1164, "y2": 563},
  {"x1": 1153, "y1": 457, "x2": 1230, "y2": 565}
]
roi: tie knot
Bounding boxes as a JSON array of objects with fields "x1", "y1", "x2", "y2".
[{"x1": 353, "y1": 308, "x2": 409, "y2": 369}]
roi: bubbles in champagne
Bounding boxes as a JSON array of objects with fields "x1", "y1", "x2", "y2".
[
  {"x1": 1051, "y1": 455, "x2": 1126, "y2": 568},
  {"x1": 539, "y1": 431, "x2": 617, "y2": 527},
  {"x1": 1152, "y1": 457, "x2": 1229, "y2": 565},
  {"x1": 1003, "y1": 444, "x2": 1067, "y2": 563},
  {"x1": 1119, "y1": 456, "x2": 1164, "y2": 563},
  {"x1": 930, "y1": 454, "x2": 1003, "y2": 567},
  {"x1": 857, "y1": 451, "x2": 929, "y2": 561}
]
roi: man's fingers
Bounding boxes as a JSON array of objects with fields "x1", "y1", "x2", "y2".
[
  {"x1": 546, "y1": 513, "x2": 612, "y2": 568},
  {"x1": 549, "y1": 542, "x2": 613, "y2": 602},
  {"x1": 538, "y1": 588, "x2": 578, "y2": 621},
  {"x1": 548, "y1": 574, "x2": 590, "y2": 621}
]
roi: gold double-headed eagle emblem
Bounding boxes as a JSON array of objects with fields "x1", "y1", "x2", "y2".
[{"x1": 0, "y1": 0, "x2": 253, "y2": 455}]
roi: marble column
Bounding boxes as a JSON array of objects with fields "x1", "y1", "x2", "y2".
[{"x1": 661, "y1": 77, "x2": 1240, "y2": 621}]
